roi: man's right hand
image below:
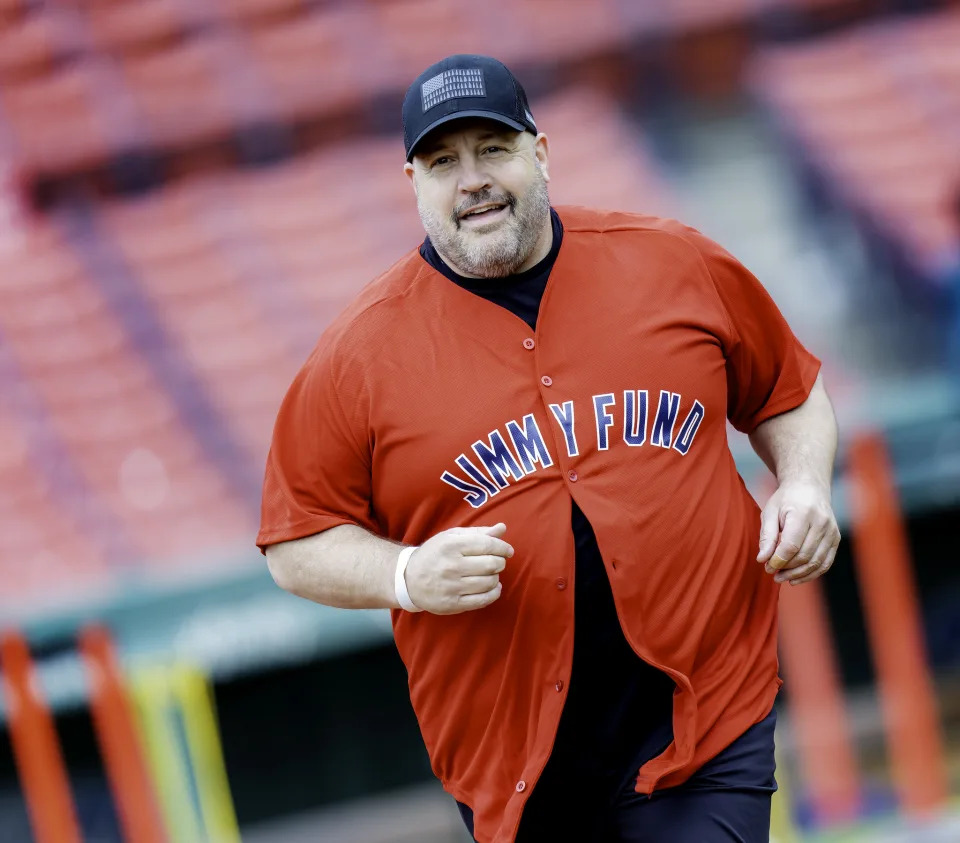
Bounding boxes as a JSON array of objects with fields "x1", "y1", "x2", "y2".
[{"x1": 404, "y1": 523, "x2": 513, "y2": 614}]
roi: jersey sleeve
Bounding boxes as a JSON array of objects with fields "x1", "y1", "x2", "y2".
[
  {"x1": 685, "y1": 228, "x2": 822, "y2": 434},
  {"x1": 256, "y1": 339, "x2": 377, "y2": 552}
]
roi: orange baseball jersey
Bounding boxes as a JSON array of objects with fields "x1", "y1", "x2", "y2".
[{"x1": 258, "y1": 206, "x2": 821, "y2": 843}]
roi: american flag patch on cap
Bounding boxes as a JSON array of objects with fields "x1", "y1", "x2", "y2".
[{"x1": 421, "y1": 68, "x2": 485, "y2": 112}]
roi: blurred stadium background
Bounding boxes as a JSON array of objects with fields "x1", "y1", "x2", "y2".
[{"x1": 1, "y1": 0, "x2": 959, "y2": 841}]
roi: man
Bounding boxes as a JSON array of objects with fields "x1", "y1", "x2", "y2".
[{"x1": 259, "y1": 54, "x2": 840, "y2": 843}]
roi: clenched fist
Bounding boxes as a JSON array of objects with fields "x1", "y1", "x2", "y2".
[
  {"x1": 757, "y1": 480, "x2": 840, "y2": 585},
  {"x1": 405, "y1": 523, "x2": 514, "y2": 614}
]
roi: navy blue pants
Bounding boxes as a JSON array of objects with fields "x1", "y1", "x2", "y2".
[{"x1": 457, "y1": 707, "x2": 778, "y2": 842}]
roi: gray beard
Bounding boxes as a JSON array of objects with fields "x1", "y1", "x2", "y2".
[{"x1": 418, "y1": 170, "x2": 551, "y2": 279}]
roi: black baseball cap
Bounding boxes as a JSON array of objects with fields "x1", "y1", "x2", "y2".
[{"x1": 402, "y1": 54, "x2": 537, "y2": 162}]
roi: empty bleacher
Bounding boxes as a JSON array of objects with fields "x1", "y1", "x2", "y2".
[
  {"x1": 751, "y1": 6, "x2": 960, "y2": 287},
  {"x1": 0, "y1": 220, "x2": 255, "y2": 606},
  {"x1": 0, "y1": 0, "x2": 876, "y2": 195}
]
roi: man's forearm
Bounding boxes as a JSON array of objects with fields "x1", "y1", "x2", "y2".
[
  {"x1": 266, "y1": 524, "x2": 405, "y2": 610},
  {"x1": 748, "y1": 374, "x2": 838, "y2": 491}
]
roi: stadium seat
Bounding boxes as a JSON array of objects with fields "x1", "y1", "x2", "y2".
[
  {"x1": 119, "y1": 33, "x2": 247, "y2": 150},
  {"x1": 0, "y1": 58, "x2": 136, "y2": 178},
  {"x1": 0, "y1": 406, "x2": 113, "y2": 615},
  {"x1": 0, "y1": 0, "x2": 28, "y2": 28},
  {"x1": 83, "y1": 0, "x2": 214, "y2": 58},
  {"x1": 241, "y1": 6, "x2": 391, "y2": 125},
  {"x1": 536, "y1": 88, "x2": 673, "y2": 216},
  {"x1": 751, "y1": 8, "x2": 960, "y2": 282},
  {"x1": 0, "y1": 9, "x2": 81, "y2": 84},
  {"x1": 99, "y1": 185, "x2": 310, "y2": 463},
  {"x1": 368, "y1": 0, "x2": 522, "y2": 78},
  {"x1": 506, "y1": 0, "x2": 626, "y2": 60},
  {"x1": 0, "y1": 0, "x2": 879, "y2": 189},
  {"x1": 0, "y1": 223, "x2": 256, "y2": 566},
  {"x1": 213, "y1": 0, "x2": 311, "y2": 28}
]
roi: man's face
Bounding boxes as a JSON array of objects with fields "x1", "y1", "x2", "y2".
[{"x1": 404, "y1": 120, "x2": 551, "y2": 278}]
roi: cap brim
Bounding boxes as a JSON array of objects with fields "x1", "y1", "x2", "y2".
[{"x1": 406, "y1": 111, "x2": 530, "y2": 162}]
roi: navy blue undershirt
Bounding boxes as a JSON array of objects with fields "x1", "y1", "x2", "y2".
[{"x1": 420, "y1": 210, "x2": 677, "y2": 830}]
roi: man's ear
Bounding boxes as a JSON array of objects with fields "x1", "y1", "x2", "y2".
[
  {"x1": 403, "y1": 161, "x2": 417, "y2": 194},
  {"x1": 533, "y1": 132, "x2": 550, "y2": 182}
]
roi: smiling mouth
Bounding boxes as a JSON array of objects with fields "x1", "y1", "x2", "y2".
[{"x1": 458, "y1": 203, "x2": 510, "y2": 226}]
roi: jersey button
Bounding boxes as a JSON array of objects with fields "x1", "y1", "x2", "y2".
[
  {"x1": 523, "y1": 338, "x2": 535, "y2": 350},
  {"x1": 555, "y1": 680, "x2": 564, "y2": 692},
  {"x1": 540, "y1": 375, "x2": 552, "y2": 387},
  {"x1": 555, "y1": 577, "x2": 567, "y2": 590},
  {"x1": 567, "y1": 470, "x2": 578, "y2": 482},
  {"x1": 516, "y1": 780, "x2": 526, "y2": 793}
]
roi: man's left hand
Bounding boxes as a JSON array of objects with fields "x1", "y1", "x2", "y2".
[{"x1": 756, "y1": 480, "x2": 841, "y2": 585}]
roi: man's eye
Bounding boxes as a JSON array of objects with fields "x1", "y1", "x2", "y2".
[
  {"x1": 483, "y1": 146, "x2": 504, "y2": 154},
  {"x1": 431, "y1": 156, "x2": 453, "y2": 167}
]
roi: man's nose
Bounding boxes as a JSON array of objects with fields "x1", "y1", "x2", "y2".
[{"x1": 458, "y1": 159, "x2": 491, "y2": 194}]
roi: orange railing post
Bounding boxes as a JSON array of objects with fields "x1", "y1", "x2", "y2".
[
  {"x1": 847, "y1": 431, "x2": 949, "y2": 816},
  {"x1": 78, "y1": 625, "x2": 167, "y2": 843},
  {"x1": 778, "y1": 581, "x2": 861, "y2": 824},
  {"x1": 754, "y1": 470, "x2": 862, "y2": 827},
  {"x1": 0, "y1": 630, "x2": 83, "y2": 843}
]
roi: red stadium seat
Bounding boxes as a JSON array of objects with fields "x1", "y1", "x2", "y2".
[
  {"x1": 0, "y1": 223, "x2": 256, "y2": 566},
  {"x1": 368, "y1": 0, "x2": 520, "y2": 79},
  {"x1": 0, "y1": 59, "x2": 136, "y2": 177},
  {"x1": 100, "y1": 184, "x2": 310, "y2": 463},
  {"x1": 535, "y1": 88, "x2": 674, "y2": 216},
  {"x1": 119, "y1": 33, "x2": 245, "y2": 149},
  {"x1": 0, "y1": 408, "x2": 114, "y2": 616},
  {"x1": 752, "y1": 7, "x2": 960, "y2": 279},
  {"x1": 0, "y1": 10, "x2": 81, "y2": 84},
  {"x1": 241, "y1": 6, "x2": 391, "y2": 124},
  {"x1": 0, "y1": 0, "x2": 28, "y2": 28},
  {"x1": 212, "y1": 0, "x2": 311, "y2": 28},
  {"x1": 83, "y1": 0, "x2": 213, "y2": 58},
  {"x1": 505, "y1": 0, "x2": 625, "y2": 60}
]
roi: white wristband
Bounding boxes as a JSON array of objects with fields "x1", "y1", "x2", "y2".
[{"x1": 394, "y1": 546, "x2": 423, "y2": 612}]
